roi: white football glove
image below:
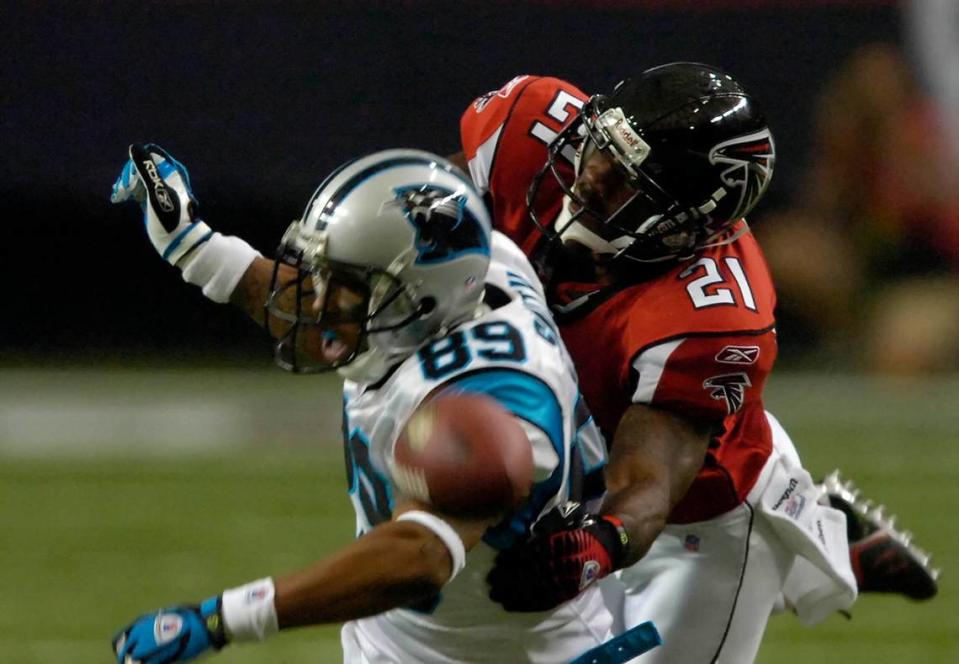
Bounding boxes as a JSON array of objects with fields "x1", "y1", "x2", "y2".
[{"x1": 112, "y1": 143, "x2": 213, "y2": 268}]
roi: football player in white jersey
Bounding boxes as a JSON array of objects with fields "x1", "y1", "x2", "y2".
[{"x1": 109, "y1": 146, "x2": 619, "y2": 663}]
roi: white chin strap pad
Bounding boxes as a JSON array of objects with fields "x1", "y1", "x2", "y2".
[{"x1": 559, "y1": 218, "x2": 636, "y2": 256}]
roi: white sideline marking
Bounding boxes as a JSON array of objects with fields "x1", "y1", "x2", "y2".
[
  {"x1": 0, "y1": 369, "x2": 344, "y2": 454},
  {"x1": 0, "y1": 401, "x2": 244, "y2": 454}
]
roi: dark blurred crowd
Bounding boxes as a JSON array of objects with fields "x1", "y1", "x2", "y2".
[{"x1": 757, "y1": 42, "x2": 959, "y2": 376}]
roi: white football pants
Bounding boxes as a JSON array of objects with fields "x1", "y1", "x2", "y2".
[{"x1": 616, "y1": 411, "x2": 856, "y2": 663}]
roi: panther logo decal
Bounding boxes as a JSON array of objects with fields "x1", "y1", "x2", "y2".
[{"x1": 393, "y1": 185, "x2": 489, "y2": 264}]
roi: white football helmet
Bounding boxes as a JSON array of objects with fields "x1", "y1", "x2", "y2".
[{"x1": 266, "y1": 149, "x2": 492, "y2": 382}]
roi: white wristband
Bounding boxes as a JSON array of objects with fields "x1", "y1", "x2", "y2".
[
  {"x1": 220, "y1": 577, "x2": 278, "y2": 642},
  {"x1": 180, "y1": 232, "x2": 261, "y2": 303},
  {"x1": 396, "y1": 510, "x2": 467, "y2": 582}
]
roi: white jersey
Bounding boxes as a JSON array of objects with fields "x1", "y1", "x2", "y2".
[{"x1": 339, "y1": 232, "x2": 612, "y2": 663}]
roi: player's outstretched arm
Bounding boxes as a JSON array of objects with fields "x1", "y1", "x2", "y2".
[
  {"x1": 111, "y1": 143, "x2": 290, "y2": 333},
  {"x1": 487, "y1": 403, "x2": 710, "y2": 612},
  {"x1": 110, "y1": 501, "x2": 492, "y2": 663},
  {"x1": 274, "y1": 500, "x2": 491, "y2": 627},
  {"x1": 600, "y1": 403, "x2": 712, "y2": 566}
]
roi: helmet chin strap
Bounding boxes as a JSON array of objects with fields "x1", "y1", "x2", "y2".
[
  {"x1": 698, "y1": 218, "x2": 751, "y2": 250},
  {"x1": 557, "y1": 202, "x2": 637, "y2": 256},
  {"x1": 559, "y1": 220, "x2": 619, "y2": 255}
]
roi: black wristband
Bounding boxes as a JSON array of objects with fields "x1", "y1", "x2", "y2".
[
  {"x1": 199, "y1": 597, "x2": 229, "y2": 650},
  {"x1": 593, "y1": 514, "x2": 630, "y2": 569}
]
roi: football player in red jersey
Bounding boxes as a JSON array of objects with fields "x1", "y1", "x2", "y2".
[{"x1": 458, "y1": 64, "x2": 938, "y2": 661}]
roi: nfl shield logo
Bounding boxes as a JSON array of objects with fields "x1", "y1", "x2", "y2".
[
  {"x1": 784, "y1": 494, "x2": 807, "y2": 519},
  {"x1": 684, "y1": 534, "x2": 701, "y2": 552},
  {"x1": 579, "y1": 560, "x2": 602, "y2": 589},
  {"x1": 154, "y1": 613, "x2": 183, "y2": 645}
]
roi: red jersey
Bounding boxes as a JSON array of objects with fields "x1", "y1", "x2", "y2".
[{"x1": 461, "y1": 76, "x2": 777, "y2": 523}]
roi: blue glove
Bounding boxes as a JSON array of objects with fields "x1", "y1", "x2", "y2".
[
  {"x1": 112, "y1": 596, "x2": 227, "y2": 664},
  {"x1": 111, "y1": 143, "x2": 213, "y2": 267}
]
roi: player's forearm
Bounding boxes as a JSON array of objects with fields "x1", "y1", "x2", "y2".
[
  {"x1": 273, "y1": 520, "x2": 452, "y2": 628},
  {"x1": 601, "y1": 404, "x2": 711, "y2": 567},
  {"x1": 601, "y1": 470, "x2": 671, "y2": 567}
]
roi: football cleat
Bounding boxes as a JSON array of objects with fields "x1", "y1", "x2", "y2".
[{"x1": 822, "y1": 470, "x2": 940, "y2": 600}]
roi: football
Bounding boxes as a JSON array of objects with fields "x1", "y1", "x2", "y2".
[{"x1": 392, "y1": 392, "x2": 534, "y2": 518}]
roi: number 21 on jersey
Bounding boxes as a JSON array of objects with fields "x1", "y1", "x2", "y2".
[{"x1": 680, "y1": 257, "x2": 756, "y2": 311}]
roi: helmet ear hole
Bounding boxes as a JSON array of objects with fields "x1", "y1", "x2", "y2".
[{"x1": 418, "y1": 297, "x2": 437, "y2": 315}]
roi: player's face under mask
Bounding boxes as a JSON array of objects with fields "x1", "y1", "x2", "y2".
[
  {"x1": 564, "y1": 141, "x2": 643, "y2": 245},
  {"x1": 530, "y1": 101, "x2": 708, "y2": 266},
  {"x1": 266, "y1": 261, "x2": 421, "y2": 374},
  {"x1": 542, "y1": 133, "x2": 663, "y2": 261}
]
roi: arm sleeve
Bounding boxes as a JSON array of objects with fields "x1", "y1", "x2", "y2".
[{"x1": 630, "y1": 332, "x2": 776, "y2": 421}]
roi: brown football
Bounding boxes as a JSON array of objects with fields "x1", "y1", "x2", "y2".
[{"x1": 393, "y1": 392, "x2": 534, "y2": 518}]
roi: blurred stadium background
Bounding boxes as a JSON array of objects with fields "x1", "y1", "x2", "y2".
[{"x1": 3, "y1": 0, "x2": 957, "y2": 662}]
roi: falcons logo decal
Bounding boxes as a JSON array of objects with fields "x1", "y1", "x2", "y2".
[
  {"x1": 703, "y1": 372, "x2": 752, "y2": 415},
  {"x1": 708, "y1": 129, "x2": 775, "y2": 223}
]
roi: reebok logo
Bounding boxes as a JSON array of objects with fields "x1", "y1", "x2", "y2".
[
  {"x1": 142, "y1": 159, "x2": 176, "y2": 213},
  {"x1": 716, "y1": 345, "x2": 760, "y2": 365},
  {"x1": 559, "y1": 501, "x2": 580, "y2": 519}
]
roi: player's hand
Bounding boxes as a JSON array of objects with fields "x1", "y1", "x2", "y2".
[
  {"x1": 112, "y1": 598, "x2": 227, "y2": 664},
  {"x1": 111, "y1": 143, "x2": 212, "y2": 268},
  {"x1": 487, "y1": 501, "x2": 627, "y2": 612}
]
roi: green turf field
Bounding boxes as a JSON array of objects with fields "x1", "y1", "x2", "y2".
[{"x1": 0, "y1": 370, "x2": 956, "y2": 662}]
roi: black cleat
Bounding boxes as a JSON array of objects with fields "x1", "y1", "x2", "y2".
[{"x1": 821, "y1": 470, "x2": 940, "y2": 600}]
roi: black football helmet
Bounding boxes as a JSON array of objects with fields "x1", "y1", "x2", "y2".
[{"x1": 528, "y1": 62, "x2": 775, "y2": 264}]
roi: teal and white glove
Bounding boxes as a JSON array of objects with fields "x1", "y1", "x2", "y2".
[
  {"x1": 112, "y1": 143, "x2": 214, "y2": 268},
  {"x1": 111, "y1": 143, "x2": 260, "y2": 303},
  {"x1": 112, "y1": 597, "x2": 228, "y2": 664},
  {"x1": 111, "y1": 578, "x2": 278, "y2": 662}
]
